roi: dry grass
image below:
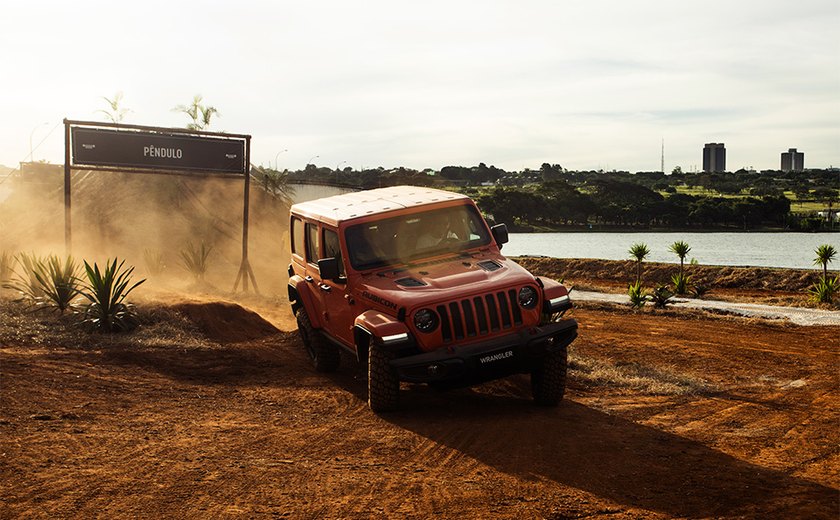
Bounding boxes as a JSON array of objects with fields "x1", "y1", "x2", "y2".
[
  {"x1": 569, "y1": 349, "x2": 715, "y2": 396},
  {"x1": 0, "y1": 297, "x2": 214, "y2": 351}
]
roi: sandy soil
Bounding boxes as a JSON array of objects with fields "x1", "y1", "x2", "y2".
[{"x1": 1, "y1": 285, "x2": 837, "y2": 518}]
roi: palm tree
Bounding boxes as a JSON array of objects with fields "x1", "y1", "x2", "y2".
[
  {"x1": 669, "y1": 240, "x2": 692, "y2": 295},
  {"x1": 173, "y1": 95, "x2": 220, "y2": 130},
  {"x1": 628, "y1": 242, "x2": 650, "y2": 285},
  {"x1": 255, "y1": 165, "x2": 296, "y2": 206},
  {"x1": 669, "y1": 240, "x2": 692, "y2": 277},
  {"x1": 97, "y1": 92, "x2": 129, "y2": 123},
  {"x1": 813, "y1": 244, "x2": 837, "y2": 279}
]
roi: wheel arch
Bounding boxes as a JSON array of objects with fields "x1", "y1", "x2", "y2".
[{"x1": 288, "y1": 275, "x2": 322, "y2": 329}]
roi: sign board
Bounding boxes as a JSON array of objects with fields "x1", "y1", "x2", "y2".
[
  {"x1": 71, "y1": 127, "x2": 246, "y2": 174},
  {"x1": 63, "y1": 119, "x2": 257, "y2": 292}
]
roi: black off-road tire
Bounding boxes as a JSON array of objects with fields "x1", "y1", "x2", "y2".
[
  {"x1": 531, "y1": 343, "x2": 568, "y2": 406},
  {"x1": 295, "y1": 307, "x2": 340, "y2": 372},
  {"x1": 368, "y1": 343, "x2": 399, "y2": 412}
]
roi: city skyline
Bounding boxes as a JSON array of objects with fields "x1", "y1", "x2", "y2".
[{"x1": 1, "y1": 1, "x2": 838, "y2": 173}]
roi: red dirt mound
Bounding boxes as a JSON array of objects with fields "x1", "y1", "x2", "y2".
[
  {"x1": 514, "y1": 257, "x2": 825, "y2": 292},
  {"x1": 169, "y1": 301, "x2": 280, "y2": 343},
  {"x1": 514, "y1": 256, "x2": 837, "y2": 307}
]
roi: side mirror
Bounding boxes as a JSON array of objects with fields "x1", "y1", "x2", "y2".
[
  {"x1": 317, "y1": 257, "x2": 341, "y2": 281},
  {"x1": 491, "y1": 223, "x2": 509, "y2": 247}
]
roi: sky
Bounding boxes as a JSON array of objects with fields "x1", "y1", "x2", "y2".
[{"x1": 1, "y1": 0, "x2": 838, "y2": 173}]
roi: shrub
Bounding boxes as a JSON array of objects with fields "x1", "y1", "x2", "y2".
[
  {"x1": 648, "y1": 285, "x2": 674, "y2": 309},
  {"x1": 809, "y1": 276, "x2": 839, "y2": 304},
  {"x1": 35, "y1": 255, "x2": 81, "y2": 313},
  {"x1": 0, "y1": 251, "x2": 13, "y2": 283},
  {"x1": 628, "y1": 281, "x2": 647, "y2": 308},
  {"x1": 143, "y1": 249, "x2": 166, "y2": 276},
  {"x1": 9, "y1": 252, "x2": 45, "y2": 298},
  {"x1": 79, "y1": 258, "x2": 145, "y2": 332},
  {"x1": 690, "y1": 283, "x2": 710, "y2": 299},
  {"x1": 4, "y1": 254, "x2": 81, "y2": 313},
  {"x1": 671, "y1": 272, "x2": 691, "y2": 296},
  {"x1": 179, "y1": 242, "x2": 212, "y2": 281}
]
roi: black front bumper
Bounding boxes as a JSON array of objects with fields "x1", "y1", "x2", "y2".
[{"x1": 389, "y1": 319, "x2": 578, "y2": 387}]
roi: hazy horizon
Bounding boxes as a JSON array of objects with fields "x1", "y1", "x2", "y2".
[{"x1": 2, "y1": 0, "x2": 838, "y2": 173}]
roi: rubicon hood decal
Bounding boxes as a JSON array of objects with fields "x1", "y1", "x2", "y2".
[{"x1": 361, "y1": 290, "x2": 398, "y2": 310}]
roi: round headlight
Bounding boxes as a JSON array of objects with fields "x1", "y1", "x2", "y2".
[
  {"x1": 518, "y1": 286, "x2": 539, "y2": 309},
  {"x1": 413, "y1": 308, "x2": 439, "y2": 333}
]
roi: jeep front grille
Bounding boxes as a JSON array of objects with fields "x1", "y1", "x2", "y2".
[{"x1": 436, "y1": 290, "x2": 523, "y2": 342}]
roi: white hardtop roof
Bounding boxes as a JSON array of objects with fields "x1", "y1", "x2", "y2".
[{"x1": 291, "y1": 185, "x2": 471, "y2": 226}]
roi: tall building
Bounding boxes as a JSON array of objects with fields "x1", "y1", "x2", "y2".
[
  {"x1": 703, "y1": 143, "x2": 726, "y2": 172},
  {"x1": 781, "y1": 148, "x2": 804, "y2": 172}
]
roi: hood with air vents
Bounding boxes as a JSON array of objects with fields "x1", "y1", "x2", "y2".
[{"x1": 354, "y1": 253, "x2": 538, "y2": 314}]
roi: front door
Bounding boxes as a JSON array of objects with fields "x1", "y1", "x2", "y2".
[{"x1": 312, "y1": 226, "x2": 355, "y2": 348}]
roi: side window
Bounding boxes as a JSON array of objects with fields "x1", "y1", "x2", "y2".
[
  {"x1": 322, "y1": 228, "x2": 346, "y2": 277},
  {"x1": 305, "y1": 223, "x2": 319, "y2": 265},
  {"x1": 291, "y1": 217, "x2": 305, "y2": 257}
]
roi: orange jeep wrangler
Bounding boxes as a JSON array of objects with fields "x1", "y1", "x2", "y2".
[{"x1": 288, "y1": 186, "x2": 577, "y2": 412}]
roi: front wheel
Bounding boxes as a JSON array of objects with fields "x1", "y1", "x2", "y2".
[
  {"x1": 368, "y1": 343, "x2": 399, "y2": 412},
  {"x1": 531, "y1": 343, "x2": 568, "y2": 406},
  {"x1": 295, "y1": 307, "x2": 340, "y2": 372}
]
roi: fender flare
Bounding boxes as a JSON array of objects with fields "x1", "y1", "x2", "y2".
[
  {"x1": 537, "y1": 277, "x2": 572, "y2": 316},
  {"x1": 288, "y1": 275, "x2": 323, "y2": 329},
  {"x1": 538, "y1": 277, "x2": 569, "y2": 300},
  {"x1": 354, "y1": 310, "x2": 413, "y2": 359}
]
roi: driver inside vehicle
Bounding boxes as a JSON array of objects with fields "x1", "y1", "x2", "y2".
[{"x1": 416, "y1": 212, "x2": 456, "y2": 249}]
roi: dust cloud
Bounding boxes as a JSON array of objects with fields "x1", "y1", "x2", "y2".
[{"x1": 0, "y1": 168, "x2": 293, "y2": 318}]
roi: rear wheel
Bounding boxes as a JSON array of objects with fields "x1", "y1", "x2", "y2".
[
  {"x1": 531, "y1": 343, "x2": 567, "y2": 406},
  {"x1": 368, "y1": 343, "x2": 399, "y2": 412},
  {"x1": 295, "y1": 307, "x2": 340, "y2": 372}
]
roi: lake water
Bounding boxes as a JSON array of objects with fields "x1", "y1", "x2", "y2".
[{"x1": 505, "y1": 232, "x2": 840, "y2": 270}]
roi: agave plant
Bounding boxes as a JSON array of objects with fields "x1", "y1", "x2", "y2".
[
  {"x1": 628, "y1": 280, "x2": 647, "y2": 309},
  {"x1": 5, "y1": 254, "x2": 81, "y2": 312},
  {"x1": 143, "y1": 249, "x2": 166, "y2": 276},
  {"x1": 179, "y1": 242, "x2": 212, "y2": 281},
  {"x1": 671, "y1": 272, "x2": 691, "y2": 296},
  {"x1": 690, "y1": 283, "x2": 710, "y2": 299},
  {"x1": 0, "y1": 251, "x2": 13, "y2": 283},
  {"x1": 35, "y1": 255, "x2": 81, "y2": 312},
  {"x1": 628, "y1": 242, "x2": 650, "y2": 285},
  {"x1": 809, "y1": 276, "x2": 839, "y2": 304},
  {"x1": 7, "y1": 252, "x2": 46, "y2": 298},
  {"x1": 648, "y1": 285, "x2": 674, "y2": 309},
  {"x1": 79, "y1": 258, "x2": 145, "y2": 332}
]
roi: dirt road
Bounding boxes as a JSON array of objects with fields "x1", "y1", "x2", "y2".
[
  {"x1": 573, "y1": 289, "x2": 840, "y2": 326},
  {"x1": 1, "y1": 297, "x2": 837, "y2": 518}
]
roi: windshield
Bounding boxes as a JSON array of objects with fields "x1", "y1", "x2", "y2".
[{"x1": 346, "y1": 204, "x2": 492, "y2": 270}]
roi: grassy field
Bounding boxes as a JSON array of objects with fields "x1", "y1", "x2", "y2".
[{"x1": 662, "y1": 186, "x2": 832, "y2": 214}]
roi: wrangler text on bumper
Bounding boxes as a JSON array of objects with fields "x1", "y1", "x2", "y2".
[{"x1": 389, "y1": 319, "x2": 577, "y2": 386}]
